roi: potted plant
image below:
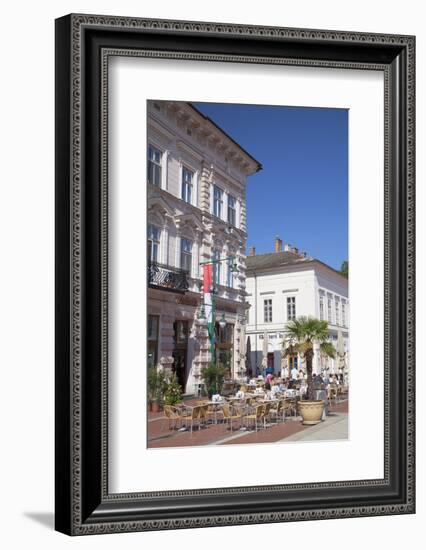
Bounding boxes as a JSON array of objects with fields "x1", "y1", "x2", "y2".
[
  {"x1": 201, "y1": 362, "x2": 226, "y2": 398},
  {"x1": 284, "y1": 316, "x2": 336, "y2": 425},
  {"x1": 147, "y1": 367, "x2": 167, "y2": 413},
  {"x1": 164, "y1": 373, "x2": 183, "y2": 406},
  {"x1": 147, "y1": 366, "x2": 157, "y2": 412}
]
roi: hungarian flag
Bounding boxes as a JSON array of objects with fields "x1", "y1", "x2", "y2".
[{"x1": 203, "y1": 263, "x2": 215, "y2": 355}]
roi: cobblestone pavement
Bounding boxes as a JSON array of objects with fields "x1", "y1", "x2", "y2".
[{"x1": 147, "y1": 399, "x2": 348, "y2": 448}]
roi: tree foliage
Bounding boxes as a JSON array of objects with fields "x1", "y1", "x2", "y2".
[
  {"x1": 340, "y1": 260, "x2": 349, "y2": 278},
  {"x1": 201, "y1": 362, "x2": 226, "y2": 397},
  {"x1": 284, "y1": 316, "x2": 335, "y2": 400}
]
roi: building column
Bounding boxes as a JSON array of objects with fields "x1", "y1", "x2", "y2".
[
  {"x1": 199, "y1": 161, "x2": 212, "y2": 214},
  {"x1": 185, "y1": 320, "x2": 196, "y2": 394},
  {"x1": 163, "y1": 149, "x2": 169, "y2": 191},
  {"x1": 161, "y1": 218, "x2": 170, "y2": 266},
  {"x1": 191, "y1": 309, "x2": 210, "y2": 393},
  {"x1": 239, "y1": 198, "x2": 247, "y2": 233},
  {"x1": 174, "y1": 223, "x2": 181, "y2": 269},
  {"x1": 159, "y1": 312, "x2": 175, "y2": 374},
  {"x1": 195, "y1": 228, "x2": 203, "y2": 279},
  {"x1": 312, "y1": 341, "x2": 321, "y2": 375}
]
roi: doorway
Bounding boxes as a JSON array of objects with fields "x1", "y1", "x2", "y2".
[
  {"x1": 267, "y1": 352, "x2": 274, "y2": 372},
  {"x1": 288, "y1": 354, "x2": 298, "y2": 370},
  {"x1": 172, "y1": 320, "x2": 188, "y2": 391}
]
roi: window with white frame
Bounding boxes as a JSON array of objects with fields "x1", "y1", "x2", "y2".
[
  {"x1": 147, "y1": 224, "x2": 161, "y2": 263},
  {"x1": 213, "y1": 185, "x2": 223, "y2": 218},
  {"x1": 227, "y1": 256, "x2": 235, "y2": 288},
  {"x1": 327, "y1": 295, "x2": 333, "y2": 323},
  {"x1": 287, "y1": 296, "x2": 296, "y2": 321},
  {"x1": 264, "y1": 299, "x2": 273, "y2": 323},
  {"x1": 181, "y1": 166, "x2": 194, "y2": 204},
  {"x1": 212, "y1": 249, "x2": 221, "y2": 284},
  {"x1": 342, "y1": 300, "x2": 347, "y2": 327},
  {"x1": 227, "y1": 194, "x2": 236, "y2": 226},
  {"x1": 180, "y1": 238, "x2": 192, "y2": 275},
  {"x1": 335, "y1": 298, "x2": 340, "y2": 326},
  {"x1": 319, "y1": 294, "x2": 325, "y2": 320},
  {"x1": 147, "y1": 144, "x2": 162, "y2": 187}
]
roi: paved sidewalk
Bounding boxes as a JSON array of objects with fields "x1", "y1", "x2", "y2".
[
  {"x1": 148, "y1": 399, "x2": 348, "y2": 448},
  {"x1": 280, "y1": 411, "x2": 348, "y2": 442}
]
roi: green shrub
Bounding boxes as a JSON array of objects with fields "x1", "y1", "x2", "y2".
[
  {"x1": 164, "y1": 373, "x2": 183, "y2": 405},
  {"x1": 147, "y1": 367, "x2": 167, "y2": 404},
  {"x1": 201, "y1": 362, "x2": 226, "y2": 397}
]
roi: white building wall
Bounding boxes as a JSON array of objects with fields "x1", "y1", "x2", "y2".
[
  {"x1": 246, "y1": 262, "x2": 349, "y2": 377},
  {"x1": 246, "y1": 269, "x2": 316, "y2": 328}
]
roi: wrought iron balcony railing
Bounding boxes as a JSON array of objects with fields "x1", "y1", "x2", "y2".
[{"x1": 148, "y1": 262, "x2": 190, "y2": 294}]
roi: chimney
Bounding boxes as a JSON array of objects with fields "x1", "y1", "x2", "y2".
[
  {"x1": 284, "y1": 243, "x2": 291, "y2": 252},
  {"x1": 293, "y1": 247, "x2": 299, "y2": 254},
  {"x1": 248, "y1": 246, "x2": 256, "y2": 256},
  {"x1": 275, "y1": 236, "x2": 283, "y2": 253}
]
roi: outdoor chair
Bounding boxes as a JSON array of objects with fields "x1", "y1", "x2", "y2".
[
  {"x1": 232, "y1": 399, "x2": 248, "y2": 418},
  {"x1": 243, "y1": 404, "x2": 264, "y2": 432},
  {"x1": 221, "y1": 403, "x2": 242, "y2": 432},
  {"x1": 327, "y1": 387, "x2": 337, "y2": 407},
  {"x1": 282, "y1": 399, "x2": 295, "y2": 421},
  {"x1": 198, "y1": 404, "x2": 210, "y2": 428},
  {"x1": 262, "y1": 402, "x2": 272, "y2": 428},
  {"x1": 163, "y1": 405, "x2": 182, "y2": 431},
  {"x1": 196, "y1": 400, "x2": 216, "y2": 424},
  {"x1": 182, "y1": 405, "x2": 202, "y2": 434},
  {"x1": 269, "y1": 399, "x2": 284, "y2": 425}
]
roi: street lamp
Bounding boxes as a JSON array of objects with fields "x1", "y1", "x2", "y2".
[
  {"x1": 197, "y1": 304, "x2": 208, "y2": 327},
  {"x1": 199, "y1": 254, "x2": 236, "y2": 363}
]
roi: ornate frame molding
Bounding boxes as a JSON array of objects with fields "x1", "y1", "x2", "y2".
[{"x1": 55, "y1": 14, "x2": 415, "y2": 535}]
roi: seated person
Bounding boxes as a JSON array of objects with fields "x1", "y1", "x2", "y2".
[{"x1": 313, "y1": 373, "x2": 324, "y2": 389}]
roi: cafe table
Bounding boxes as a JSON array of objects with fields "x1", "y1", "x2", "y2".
[{"x1": 204, "y1": 400, "x2": 225, "y2": 424}]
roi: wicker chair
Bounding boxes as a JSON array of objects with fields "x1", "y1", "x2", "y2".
[
  {"x1": 198, "y1": 404, "x2": 210, "y2": 428},
  {"x1": 243, "y1": 404, "x2": 264, "y2": 432},
  {"x1": 221, "y1": 403, "x2": 242, "y2": 432},
  {"x1": 196, "y1": 400, "x2": 216, "y2": 424},
  {"x1": 262, "y1": 402, "x2": 273, "y2": 428},
  {"x1": 282, "y1": 399, "x2": 294, "y2": 421},
  {"x1": 269, "y1": 399, "x2": 285, "y2": 425},
  {"x1": 328, "y1": 387, "x2": 337, "y2": 407},
  {"x1": 163, "y1": 405, "x2": 182, "y2": 431},
  {"x1": 182, "y1": 405, "x2": 201, "y2": 434}
]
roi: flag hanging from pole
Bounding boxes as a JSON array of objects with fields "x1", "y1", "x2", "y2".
[{"x1": 203, "y1": 263, "x2": 215, "y2": 357}]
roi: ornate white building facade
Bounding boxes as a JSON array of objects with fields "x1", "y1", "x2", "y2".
[
  {"x1": 147, "y1": 101, "x2": 261, "y2": 394},
  {"x1": 245, "y1": 238, "x2": 349, "y2": 377}
]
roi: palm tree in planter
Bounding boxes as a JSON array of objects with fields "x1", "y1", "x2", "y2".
[{"x1": 284, "y1": 316, "x2": 336, "y2": 424}]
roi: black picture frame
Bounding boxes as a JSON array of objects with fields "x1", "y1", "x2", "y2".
[{"x1": 55, "y1": 13, "x2": 415, "y2": 535}]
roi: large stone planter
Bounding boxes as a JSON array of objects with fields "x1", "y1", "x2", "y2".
[{"x1": 297, "y1": 400, "x2": 325, "y2": 425}]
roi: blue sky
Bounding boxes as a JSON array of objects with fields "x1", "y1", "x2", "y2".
[{"x1": 193, "y1": 102, "x2": 348, "y2": 271}]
